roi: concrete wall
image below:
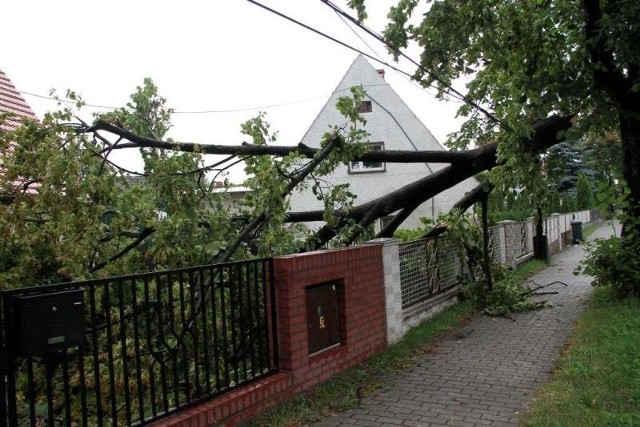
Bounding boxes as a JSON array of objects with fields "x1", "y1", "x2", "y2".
[
  {"x1": 373, "y1": 238, "x2": 461, "y2": 345},
  {"x1": 487, "y1": 209, "x2": 596, "y2": 264}
]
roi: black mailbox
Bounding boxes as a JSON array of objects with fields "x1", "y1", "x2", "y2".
[
  {"x1": 12, "y1": 289, "x2": 85, "y2": 357},
  {"x1": 306, "y1": 282, "x2": 340, "y2": 355}
]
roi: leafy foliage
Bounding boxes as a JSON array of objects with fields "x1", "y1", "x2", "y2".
[
  {"x1": 462, "y1": 264, "x2": 542, "y2": 317},
  {"x1": 352, "y1": 0, "x2": 640, "y2": 295},
  {"x1": 579, "y1": 199, "x2": 640, "y2": 300},
  {"x1": 581, "y1": 233, "x2": 640, "y2": 298},
  {"x1": 575, "y1": 172, "x2": 595, "y2": 210},
  {"x1": 0, "y1": 82, "x2": 370, "y2": 290}
]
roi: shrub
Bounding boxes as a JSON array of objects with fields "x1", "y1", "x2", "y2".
[
  {"x1": 579, "y1": 233, "x2": 640, "y2": 298},
  {"x1": 462, "y1": 263, "x2": 543, "y2": 316},
  {"x1": 575, "y1": 173, "x2": 596, "y2": 209}
]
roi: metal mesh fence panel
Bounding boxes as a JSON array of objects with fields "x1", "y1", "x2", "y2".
[
  {"x1": 399, "y1": 238, "x2": 459, "y2": 309},
  {"x1": 488, "y1": 226, "x2": 502, "y2": 264}
]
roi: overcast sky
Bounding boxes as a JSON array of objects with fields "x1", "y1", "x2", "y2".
[{"x1": 2, "y1": 0, "x2": 465, "y2": 182}]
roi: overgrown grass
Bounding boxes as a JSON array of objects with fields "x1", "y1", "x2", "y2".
[
  {"x1": 248, "y1": 301, "x2": 476, "y2": 426},
  {"x1": 522, "y1": 286, "x2": 640, "y2": 426}
]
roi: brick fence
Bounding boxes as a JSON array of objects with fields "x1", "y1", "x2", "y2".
[
  {"x1": 153, "y1": 208, "x2": 602, "y2": 426},
  {"x1": 154, "y1": 244, "x2": 386, "y2": 426}
]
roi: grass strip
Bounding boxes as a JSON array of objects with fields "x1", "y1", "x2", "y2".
[
  {"x1": 509, "y1": 259, "x2": 548, "y2": 283},
  {"x1": 248, "y1": 300, "x2": 476, "y2": 426},
  {"x1": 522, "y1": 287, "x2": 640, "y2": 426},
  {"x1": 250, "y1": 259, "x2": 548, "y2": 426}
]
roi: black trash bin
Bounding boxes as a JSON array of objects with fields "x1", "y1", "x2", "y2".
[{"x1": 571, "y1": 219, "x2": 583, "y2": 244}]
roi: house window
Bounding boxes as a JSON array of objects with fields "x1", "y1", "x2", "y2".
[
  {"x1": 357, "y1": 100, "x2": 372, "y2": 113},
  {"x1": 349, "y1": 142, "x2": 385, "y2": 173}
]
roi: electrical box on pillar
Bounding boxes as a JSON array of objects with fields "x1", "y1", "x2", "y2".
[
  {"x1": 306, "y1": 282, "x2": 341, "y2": 355},
  {"x1": 11, "y1": 289, "x2": 85, "y2": 357}
]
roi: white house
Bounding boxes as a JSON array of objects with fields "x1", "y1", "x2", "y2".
[
  {"x1": 211, "y1": 184, "x2": 251, "y2": 214},
  {"x1": 289, "y1": 55, "x2": 478, "y2": 232}
]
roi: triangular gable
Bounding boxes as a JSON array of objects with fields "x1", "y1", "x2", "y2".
[
  {"x1": 300, "y1": 55, "x2": 445, "y2": 153},
  {"x1": 291, "y1": 55, "x2": 478, "y2": 229},
  {"x1": 0, "y1": 68, "x2": 38, "y2": 131}
]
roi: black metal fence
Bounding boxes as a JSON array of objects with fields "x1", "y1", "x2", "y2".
[{"x1": 0, "y1": 259, "x2": 278, "y2": 426}]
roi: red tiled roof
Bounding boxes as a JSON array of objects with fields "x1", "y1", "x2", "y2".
[
  {"x1": 1, "y1": 68, "x2": 40, "y2": 195},
  {"x1": 0, "y1": 67, "x2": 38, "y2": 131}
]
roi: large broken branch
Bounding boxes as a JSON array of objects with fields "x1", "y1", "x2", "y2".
[
  {"x1": 86, "y1": 114, "x2": 571, "y2": 253},
  {"x1": 89, "y1": 227, "x2": 155, "y2": 273},
  {"x1": 86, "y1": 120, "x2": 484, "y2": 165},
  {"x1": 217, "y1": 133, "x2": 343, "y2": 262},
  {"x1": 295, "y1": 114, "x2": 572, "y2": 248},
  {"x1": 452, "y1": 182, "x2": 494, "y2": 214}
]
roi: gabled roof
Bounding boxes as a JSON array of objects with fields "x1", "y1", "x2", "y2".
[
  {"x1": 0, "y1": 67, "x2": 38, "y2": 131},
  {"x1": 300, "y1": 54, "x2": 444, "y2": 152},
  {"x1": 290, "y1": 55, "x2": 479, "y2": 228}
]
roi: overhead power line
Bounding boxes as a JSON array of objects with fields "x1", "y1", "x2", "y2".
[
  {"x1": 333, "y1": 8, "x2": 385, "y2": 63},
  {"x1": 318, "y1": 0, "x2": 508, "y2": 130},
  {"x1": 246, "y1": 0, "x2": 496, "y2": 123},
  {"x1": 20, "y1": 84, "x2": 384, "y2": 115},
  {"x1": 245, "y1": 0, "x2": 506, "y2": 130},
  {"x1": 244, "y1": 0, "x2": 434, "y2": 90},
  {"x1": 20, "y1": 90, "x2": 116, "y2": 110},
  {"x1": 20, "y1": 89, "x2": 325, "y2": 113}
]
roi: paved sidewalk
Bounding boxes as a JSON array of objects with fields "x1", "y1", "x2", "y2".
[{"x1": 314, "y1": 221, "x2": 617, "y2": 427}]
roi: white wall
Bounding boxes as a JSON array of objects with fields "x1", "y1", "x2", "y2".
[{"x1": 289, "y1": 56, "x2": 477, "y2": 232}]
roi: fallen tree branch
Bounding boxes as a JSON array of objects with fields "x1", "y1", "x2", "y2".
[
  {"x1": 86, "y1": 119, "x2": 490, "y2": 165},
  {"x1": 302, "y1": 114, "x2": 573, "y2": 248},
  {"x1": 89, "y1": 227, "x2": 155, "y2": 273},
  {"x1": 217, "y1": 133, "x2": 343, "y2": 262}
]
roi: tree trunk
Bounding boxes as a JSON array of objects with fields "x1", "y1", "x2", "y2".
[
  {"x1": 619, "y1": 113, "x2": 640, "y2": 236},
  {"x1": 480, "y1": 189, "x2": 493, "y2": 291}
]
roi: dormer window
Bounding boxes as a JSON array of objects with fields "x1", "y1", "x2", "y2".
[{"x1": 349, "y1": 142, "x2": 385, "y2": 173}]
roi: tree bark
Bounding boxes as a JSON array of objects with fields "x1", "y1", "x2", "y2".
[
  {"x1": 302, "y1": 115, "x2": 573, "y2": 248},
  {"x1": 87, "y1": 114, "x2": 572, "y2": 251},
  {"x1": 619, "y1": 113, "x2": 640, "y2": 236},
  {"x1": 88, "y1": 120, "x2": 475, "y2": 165},
  {"x1": 480, "y1": 189, "x2": 493, "y2": 291},
  {"x1": 582, "y1": 0, "x2": 640, "y2": 237}
]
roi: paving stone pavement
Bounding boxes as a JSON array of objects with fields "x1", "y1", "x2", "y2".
[{"x1": 313, "y1": 221, "x2": 618, "y2": 427}]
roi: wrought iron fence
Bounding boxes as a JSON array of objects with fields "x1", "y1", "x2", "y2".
[
  {"x1": 399, "y1": 237, "x2": 459, "y2": 309},
  {"x1": 0, "y1": 259, "x2": 277, "y2": 426}
]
